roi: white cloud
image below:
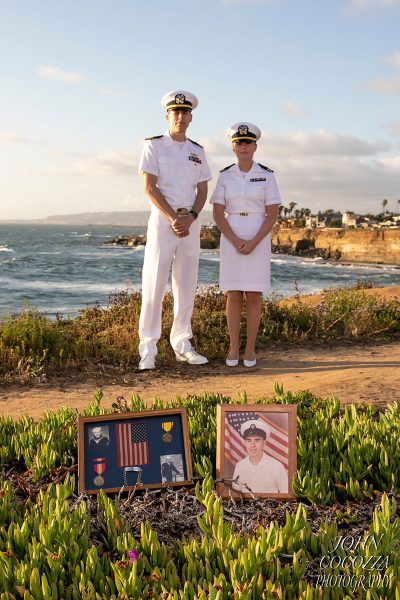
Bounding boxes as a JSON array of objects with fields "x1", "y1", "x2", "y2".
[
  {"x1": 0, "y1": 132, "x2": 45, "y2": 144},
  {"x1": 382, "y1": 121, "x2": 400, "y2": 137},
  {"x1": 37, "y1": 66, "x2": 87, "y2": 84},
  {"x1": 202, "y1": 128, "x2": 397, "y2": 214},
  {"x1": 387, "y1": 52, "x2": 400, "y2": 68},
  {"x1": 379, "y1": 155, "x2": 400, "y2": 170},
  {"x1": 201, "y1": 129, "x2": 386, "y2": 160},
  {"x1": 266, "y1": 155, "x2": 400, "y2": 213},
  {"x1": 368, "y1": 74, "x2": 400, "y2": 94},
  {"x1": 346, "y1": 0, "x2": 400, "y2": 12},
  {"x1": 280, "y1": 101, "x2": 308, "y2": 118},
  {"x1": 258, "y1": 129, "x2": 389, "y2": 157},
  {"x1": 47, "y1": 151, "x2": 138, "y2": 177}
]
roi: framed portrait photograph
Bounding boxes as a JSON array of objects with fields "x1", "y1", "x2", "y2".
[
  {"x1": 78, "y1": 408, "x2": 192, "y2": 494},
  {"x1": 216, "y1": 404, "x2": 297, "y2": 499}
]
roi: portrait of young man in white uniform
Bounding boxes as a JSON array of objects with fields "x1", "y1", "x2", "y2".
[
  {"x1": 232, "y1": 419, "x2": 288, "y2": 494},
  {"x1": 216, "y1": 405, "x2": 297, "y2": 499},
  {"x1": 137, "y1": 90, "x2": 212, "y2": 371}
]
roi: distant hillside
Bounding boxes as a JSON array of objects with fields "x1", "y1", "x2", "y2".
[
  {"x1": 39, "y1": 211, "x2": 151, "y2": 226},
  {"x1": 2, "y1": 210, "x2": 214, "y2": 226}
]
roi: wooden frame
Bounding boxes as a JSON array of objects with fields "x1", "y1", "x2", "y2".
[
  {"x1": 216, "y1": 404, "x2": 297, "y2": 499},
  {"x1": 78, "y1": 408, "x2": 193, "y2": 494}
]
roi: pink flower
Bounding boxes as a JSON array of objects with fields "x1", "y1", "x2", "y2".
[{"x1": 129, "y1": 549, "x2": 139, "y2": 563}]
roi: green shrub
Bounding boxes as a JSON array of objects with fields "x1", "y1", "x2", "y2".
[{"x1": 0, "y1": 286, "x2": 399, "y2": 382}]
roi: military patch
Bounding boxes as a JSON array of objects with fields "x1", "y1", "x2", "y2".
[
  {"x1": 258, "y1": 163, "x2": 274, "y2": 172},
  {"x1": 220, "y1": 163, "x2": 235, "y2": 172},
  {"x1": 187, "y1": 138, "x2": 204, "y2": 148},
  {"x1": 188, "y1": 154, "x2": 201, "y2": 164},
  {"x1": 250, "y1": 178, "x2": 267, "y2": 182}
]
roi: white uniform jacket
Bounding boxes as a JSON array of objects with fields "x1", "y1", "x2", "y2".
[
  {"x1": 210, "y1": 162, "x2": 281, "y2": 212},
  {"x1": 138, "y1": 130, "x2": 212, "y2": 208},
  {"x1": 232, "y1": 454, "x2": 288, "y2": 494}
]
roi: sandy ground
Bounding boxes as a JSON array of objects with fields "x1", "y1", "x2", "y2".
[{"x1": 1, "y1": 286, "x2": 399, "y2": 420}]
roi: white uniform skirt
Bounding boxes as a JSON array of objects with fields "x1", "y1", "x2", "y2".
[{"x1": 219, "y1": 214, "x2": 272, "y2": 293}]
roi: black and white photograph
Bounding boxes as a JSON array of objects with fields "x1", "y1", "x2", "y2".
[
  {"x1": 88, "y1": 425, "x2": 110, "y2": 454},
  {"x1": 160, "y1": 454, "x2": 185, "y2": 484}
]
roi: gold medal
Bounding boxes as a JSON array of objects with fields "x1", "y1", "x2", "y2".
[{"x1": 162, "y1": 421, "x2": 174, "y2": 442}]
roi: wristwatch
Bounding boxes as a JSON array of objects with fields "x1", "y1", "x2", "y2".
[{"x1": 189, "y1": 210, "x2": 198, "y2": 220}]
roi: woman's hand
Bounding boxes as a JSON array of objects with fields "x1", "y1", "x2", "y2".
[
  {"x1": 237, "y1": 239, "x2": 258, "y2": 254},
  {"x1": 231, "y1": 237, "x2": 246, "y2": 251}
]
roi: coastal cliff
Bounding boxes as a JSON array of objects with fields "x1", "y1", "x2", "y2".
[
  {"x1": 271, "y1": 227, "x2": 400, "y2": 265},
  {"x1": 104, "y1": 226, "x2": 399, "y2": 265}
]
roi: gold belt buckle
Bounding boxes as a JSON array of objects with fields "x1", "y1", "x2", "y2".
[
  {"x1": 239, "y1": 212, "x2": 248, "y2": 216},
  {"x1": 176, "y1": 208, "x2": 189, "y2": 216}
]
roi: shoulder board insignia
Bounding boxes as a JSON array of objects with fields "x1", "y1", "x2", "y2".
[
  {"x1": 258, "y1": 163, "x2": 274, "y2": 172},
  {"x1": 145, "y1": 135, "x2": 163, "y2": 141},
  {"x1": 187, "y1": 138, "x2": 204, "y2": 148},
  {"x1": 220, "y1": 163, "x2": 235, "y2": 172}
]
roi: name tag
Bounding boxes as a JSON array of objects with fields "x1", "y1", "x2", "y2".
[
  {"x1": 188, "y1": 155, "x2": 202, "y2": 164},
  {"x1": 250, "y1": 178, "x2": 266, "y2": 182}
]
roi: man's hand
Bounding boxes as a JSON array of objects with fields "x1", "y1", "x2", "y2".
[{"x1": 171, "y1": 214, "x2": 195, "y2": 237}]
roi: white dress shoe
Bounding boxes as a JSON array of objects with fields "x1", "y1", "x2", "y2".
[
  {"x1": 138, "y1": 355, "x2": 155, "y2": 370},
  {"x1": 175, "y1": 349, "x2": 208, "y2": 365},
  {"x1": 225, "y1": 357, "x2": 239, "y2": 367},
  {"x1": 243, "y1": 355, "x2": 257, "y2": 368}
]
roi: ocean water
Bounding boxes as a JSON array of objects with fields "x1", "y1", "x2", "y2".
[{"x1": 1, "y1": 223, "x2": 399, "y2": 319}]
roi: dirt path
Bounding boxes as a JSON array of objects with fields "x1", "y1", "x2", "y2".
[{"x1": 1, "y1": 339, "x2": 399, "y2": 420}]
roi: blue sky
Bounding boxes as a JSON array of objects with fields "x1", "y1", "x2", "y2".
[{"x1": 1, "y1": 0, "x2": 400, "y2": 220}]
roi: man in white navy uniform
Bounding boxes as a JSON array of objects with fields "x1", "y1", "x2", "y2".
[
  {"x1": 232, "y1": 420, "x2": 288, "y2": 494},
  {"x1": 137, "y1": 90, "x2": 212, "y2": 370}
]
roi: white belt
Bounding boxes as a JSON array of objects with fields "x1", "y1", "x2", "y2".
[{"x1": 227, "y1": 212, "x2": 266, "y2": 216}]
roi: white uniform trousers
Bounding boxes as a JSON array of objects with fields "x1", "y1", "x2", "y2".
[{"x1": 138, "y1": 209, "x2": 201, "y2": 359}]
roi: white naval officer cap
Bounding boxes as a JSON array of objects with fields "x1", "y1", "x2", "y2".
[
  {"x1": 240, "y1": 419, "x2": 271, "y2": 439},
  {"x1": 228, "y1": 122, "x2": 261, "y2": 143},
  {"x1": 161, "y1": 90, "x2": 198, "y2": 112}
]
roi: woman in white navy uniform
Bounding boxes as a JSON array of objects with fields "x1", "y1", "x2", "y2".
[
  {"x1": 210, "y1": 123, "x2": 281, "y2": 367},
  {"x1": 137, "y1": 90, "x2": 212, "y2": 370}
]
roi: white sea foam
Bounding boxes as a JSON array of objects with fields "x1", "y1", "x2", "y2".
[
  {"x1": 0, "y1": 246, "x2": 13, "y2": 253},
  {"x1": 200, "y1": 255, "x2": 219, "y2": 262},
  {"x1": 271, "y1": 258, "x2": 289, "y2": 265},
  {"x1": 0, "y1": 277, "x2": 133, "y2": 294}
]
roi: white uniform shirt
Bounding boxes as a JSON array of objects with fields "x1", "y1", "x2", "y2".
[
  {"x1": 210, "y1": 162, "x2": 281, "y2": 213},
  {"x1": 232, "y1": 453, "x2": 288, "y2": 494},
  {"x1": 138, "y1": 130, "x2": 212, "y2": 209}
]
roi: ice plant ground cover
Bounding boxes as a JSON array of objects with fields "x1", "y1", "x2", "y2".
[{"x1": 0, "y1": 388, "x2": 400, "y2": 598}]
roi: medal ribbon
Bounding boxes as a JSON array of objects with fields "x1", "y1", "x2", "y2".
[
  {"x1": 93, "y1": 457, "x2": 106, "y2": 475},
  {"x1": 162, "y1": 421, "x2": 174, "y2": 433}
]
